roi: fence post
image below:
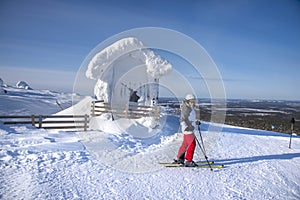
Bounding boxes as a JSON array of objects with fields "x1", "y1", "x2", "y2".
[
  {"x1": 125, "y1": 104, "x2": 129, "y2": 119},
  {"x1": 38, "y1": 115, "x2": 42, "y2": 128},
  {"x1": 31, "y1": 115, "x2": 35, "y2": 126},
  {"x1": 155, "y1": 106, "x2": 160, "y2": 120},
  {"x1": 84, "y1": 114, "x2": 88, "y2": 131},
  {"x1": 91, "y1": 101, "x2": 95, "y2": 116}
]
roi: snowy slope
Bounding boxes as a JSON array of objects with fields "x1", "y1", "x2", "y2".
[
  {"x1": 1, "y1": 88, "x2": 300, "y2": 199},
  {"x1": 0, "y1": 85, "x2": 82, "y2": 115}
]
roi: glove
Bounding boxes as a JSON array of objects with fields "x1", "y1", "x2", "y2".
[{"x1": 195, "y1": 120, "x2": 201, "y2": 126}]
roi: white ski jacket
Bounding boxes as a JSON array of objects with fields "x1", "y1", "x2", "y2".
[{"x1": 180, "y1": 100, "x2": 196, "y2": 134}]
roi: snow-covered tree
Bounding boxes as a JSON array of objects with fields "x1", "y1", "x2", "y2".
[
  {"x1": 86, "y1": 37, "x2": 172, "y2": 106},
  {"x1": 16, "y1": 81, "x2": 32, "y2": 90}
]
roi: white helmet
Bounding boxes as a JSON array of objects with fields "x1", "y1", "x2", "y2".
[{"x1": 185, "y1": 94, "x2": 196, "y2": 101}]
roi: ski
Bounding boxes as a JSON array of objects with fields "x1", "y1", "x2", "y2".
[
  {"x1": 158, "y1": 161, "x2": 214, "y2": 165},
  {"x1": 164, "y1": 163, "x2": 224, "y2": 169}
]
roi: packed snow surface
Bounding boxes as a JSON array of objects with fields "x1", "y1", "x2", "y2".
[{"x1": 1, "y1": 86, "x2": 300, "y2": 199}]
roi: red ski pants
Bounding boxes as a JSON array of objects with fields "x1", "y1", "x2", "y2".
[{"x1": 177, "y1": 134, "x2": 196, "y2": 162}]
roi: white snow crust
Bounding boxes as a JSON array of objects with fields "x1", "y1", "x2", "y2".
[{"x1": 1, "y1": 87, "x2": 300, "y2": 199}]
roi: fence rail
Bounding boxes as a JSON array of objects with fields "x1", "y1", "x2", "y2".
[
  {"x1": 91, "y1": 102, "x2": 160, "y2": 120},
  {"x1": 0, "y1": 115, "x2": 89, "y2": 131},
  {"x1": 0, "y1": 101, "x2": 161, "y2": 130}
]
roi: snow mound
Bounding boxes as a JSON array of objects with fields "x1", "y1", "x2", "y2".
[
  {"x1": 55, "y1": 96, "x2": 93, "y2": 116},
  {"x1": 89, "y1": 115, "x2": 165, "y2": 136},
  {"x1": 16, "y1": 81, "x2": 32, "y2": 90}
]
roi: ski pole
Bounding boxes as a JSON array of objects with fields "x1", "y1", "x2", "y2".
[
  {"x1": 196, "y1": 120, "x2": 208, "y2": 159},
  {"x1": 289, "y1": 117, "x2": 295, "y2": 149},
  {"x1": 195, "y1": 108, "x2": 208, "y2": 158},
  {"x1": 195, "y1": 136, "x2": 213, "y2": 171},
  {"x1": 56, "y1": 100, "x2": 63, "y2": 110},
  {"x1": 194, "y1": 120, "x2": 212, "y2": 171}
]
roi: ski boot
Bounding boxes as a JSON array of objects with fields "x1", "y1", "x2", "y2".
[
  {"x1": 173, "y1": 158, "x2": 184, "y2": 165},
  {"x1": 184, "y1": 160, "x2": 198, "y2": 167}
]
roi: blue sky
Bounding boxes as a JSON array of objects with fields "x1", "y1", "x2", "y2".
[{"x1": 0, "y1": 0, "x2": 299, "y2": 100}]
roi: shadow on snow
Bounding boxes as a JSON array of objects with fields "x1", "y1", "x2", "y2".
[{"x1": 215, "y1": 153, "x2": 300, "y2": 166}]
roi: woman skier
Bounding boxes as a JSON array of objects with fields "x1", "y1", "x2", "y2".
[{"x1": 174, "y1": 94, "x2": 198, "y2": 167}]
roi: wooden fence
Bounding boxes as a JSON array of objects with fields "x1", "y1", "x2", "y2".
[
  {"x1": 91, "y1": 100, "x2": 160, "y2": 120},
  {"x1": 0, "y1": 115, "x2": 89, "y2": 131},
  {"x1": 0, "y1": 101, "x2": 160, "y2": 130}
]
